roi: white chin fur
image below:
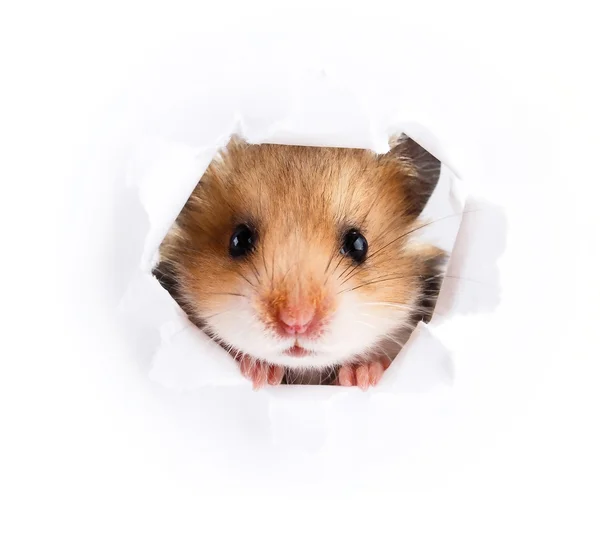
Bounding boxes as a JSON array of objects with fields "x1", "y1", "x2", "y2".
[
  {"x1": 204, "y1": 294, "x2": 412, "y2": 369},
  {"x1": 258, "y1": 352, "x2": 352, "y2": 370}
]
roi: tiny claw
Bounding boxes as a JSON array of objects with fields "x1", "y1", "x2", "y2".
[
  {"x1": 355, "y1": 364, "x2": 370, "y2": 390},
  {"x1": 338, "y1": 364, "x2": 356, "y2": 386},
  {"x1": 239, "y1": 357, "x2": 284, "y2": 389},
  {"x1": 337, "y1": 357, "x2": 391, "y2": 389}
]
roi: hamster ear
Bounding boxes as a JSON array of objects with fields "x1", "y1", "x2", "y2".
[{"x1": 386, "y1": 134, "x2": 442, "y2": 218}]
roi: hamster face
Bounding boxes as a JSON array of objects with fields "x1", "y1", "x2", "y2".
[{"x1": 157, "y1": 136, "x2": 445, "y2": 370}]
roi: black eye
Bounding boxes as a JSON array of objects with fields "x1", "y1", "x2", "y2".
[
  {"x1": 341, "y1": 229, "x2": 368, "y2": 264},
  {"x1": 229, "y1": 224, "x2": 256, "y2": 258}
]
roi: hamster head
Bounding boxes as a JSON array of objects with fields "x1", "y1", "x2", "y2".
[{"x1": 157, "y1": 135, "x2": 445, "y2": 369}]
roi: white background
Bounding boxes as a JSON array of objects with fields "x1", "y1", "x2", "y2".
[{"x1": 2, "y1": 2, "x2": 599, "y2": 548}]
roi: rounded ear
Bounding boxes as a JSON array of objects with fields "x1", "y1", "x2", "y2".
[{"x1": 386, "y1": 134, "x2": 442, "y2": 219}]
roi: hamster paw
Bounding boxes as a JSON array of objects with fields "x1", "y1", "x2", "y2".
[
  {"x1": 239, "y1": 357, "x2": 285, "y2": 390},
  {"x1": 337, "y1": 358, "x2": 391, "y2": 390}
]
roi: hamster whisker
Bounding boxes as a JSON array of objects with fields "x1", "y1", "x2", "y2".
[
  {"x1": 343, "y1": 266, "x2": 444, "y2": 286},
  {"x1": 339, "y1": 253, "x2": 439, "y2": 284},
  {"x1": 338, "y1": 251, "x2": 414, "y2": 284},
  {"x1": 366, "y1": 210, "x2": 477, "y2": 264},
  {"x1": 354, "y1": 319, "x2": 406, "y2": 349},
  {"x1": 359, "y1": 313, "x2": 410, "y2": 335},
  {"x1": 246, "y1": 258, "x2": 262, "y2": 285},
  {"x1": 363, "y1": 299, "x2": 448, "y2": 319},
  {"x1": 337, "y1": 260, "x2": 363, "y2": 284},
  {"x1": 202, "y1": 310, "x2": 232, "y2": 322},
  {"x1": 355, "y1": 319, "x2": 378, "y2": 332},
  {"x1": 336, "y1": 246, "x2": 363, "y2": 280},
  {"x1": 322, "y1": 245, "x2": 339, "y2": 279},
  {"x1": 280, "y1": 264, "x2": 294, "y2": 286},
  {"x1": 377, "y1": 346, "x2": 394, "y2": 363},
  {"x1": 327, "y1": 252, "x2": 348, "y2": 286},
  {"x1": 360, "y1": 302, "x2": 415, "y2": 312},
  {"x1": 204, "y1": 291, "x2": 250, "y2": 300},
  {"x1": 233, "y1": 269, "x2": 258, "y2": 290},
  {"x1": 260, "y1": 244, "x2": 270, "y2": 284},
  {"x1": 439, "y1": 274, "x2": 489, "y2": 285},
  {"x1": 338, "y1": 274, "x2": 418, "y2": 294},
  {"x1": 378, "y1": 333, "x2": 406, "y2": 348}
]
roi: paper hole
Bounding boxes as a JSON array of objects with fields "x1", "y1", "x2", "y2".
[{"x1": 150, "y1": 135, "x2": 465, "y2": 388}]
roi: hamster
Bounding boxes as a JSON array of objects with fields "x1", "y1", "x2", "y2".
[{"x1": 154, "y1": 135, "x2": 447, "y2": 389}]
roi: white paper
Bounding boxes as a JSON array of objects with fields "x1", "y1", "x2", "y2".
[
  {"x1": 116, "y1": 72, "x2": 474, "y2": 407},
  {"x1": 19, "y1": 17, "x2": 599, "y2": 546}
]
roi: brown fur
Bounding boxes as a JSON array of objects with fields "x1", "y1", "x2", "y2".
[{"x1": 155, "y1": 136, "x2": 446, "y2": 382}]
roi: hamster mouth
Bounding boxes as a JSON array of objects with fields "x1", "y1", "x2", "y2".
[{"x1": 283, "y1": 345, "x2": 315, "y2": 358}]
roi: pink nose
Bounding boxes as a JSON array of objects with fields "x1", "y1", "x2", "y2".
[{"x1": 277, "y1": 305, "x2": 316, "y2": 335}]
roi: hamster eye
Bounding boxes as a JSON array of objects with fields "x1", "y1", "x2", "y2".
[
  {"x1": 341, "y1": 229, "x2": 368, "y2": 264},
  {"x1": 229, "y1": 224, "x2": 256, "y2": 258}
]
